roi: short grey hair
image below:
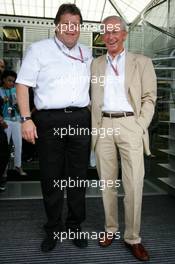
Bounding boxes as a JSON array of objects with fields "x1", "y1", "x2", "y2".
[{"x1": 102, "y1": 16, "x2": 127, "y2": 31}]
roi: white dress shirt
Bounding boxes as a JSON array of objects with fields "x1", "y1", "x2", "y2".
[
  {"x1": 16, "y1": 37, "x2": 92, "y2": 110},
  {"x1": 102, "y1": 50, "x2": 134, "y2": 112}
]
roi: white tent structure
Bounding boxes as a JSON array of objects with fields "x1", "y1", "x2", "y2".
[{"x1": 0, "y1": 0, "x2": 155, "y2": 24}]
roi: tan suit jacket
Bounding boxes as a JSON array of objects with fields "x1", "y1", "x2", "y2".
[{"x1": 91, "y1": 52, "x2": 157, "y2": 155}]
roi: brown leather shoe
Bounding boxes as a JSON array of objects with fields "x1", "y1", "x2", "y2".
[
  {"x1": 124, "y1": 242, "x2": 150, "y2": 261},
  {"x1": 99, "y1": 232, "x2": 115, "y2": 247}
]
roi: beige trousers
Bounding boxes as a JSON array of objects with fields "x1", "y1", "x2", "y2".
[{"x1": 95, "y1": 116, "x2": 145, "y2": 245}]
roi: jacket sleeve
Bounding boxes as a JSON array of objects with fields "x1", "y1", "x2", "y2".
[{"x1": 136, "y1": 57, "x2": 157, "y2": 132}]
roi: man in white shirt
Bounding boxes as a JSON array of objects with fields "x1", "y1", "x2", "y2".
[
  {"x1": 91, "y1": 16, "x2": 157, "y2": 261},
  {"x1": 16, "y1": 3, "x2": 92, "y2": 252}
]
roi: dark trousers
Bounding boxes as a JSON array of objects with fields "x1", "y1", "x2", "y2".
[
  {"x1": 22, "y1": 138, "x2": 37, "y2": 161},
  {"x1": 34, "y1": 108, "x2": 91, "y2": 235},
  {"x1": 0, "y1": 127, "x2": 9, "y2": 179}
]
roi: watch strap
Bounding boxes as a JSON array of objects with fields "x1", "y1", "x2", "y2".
[{"x1": 20, "y1": 116, "x2": 32, "y2": 123}]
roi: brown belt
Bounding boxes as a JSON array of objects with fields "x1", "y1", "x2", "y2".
[{"x1": 103, "y1": 112, "x2": 134, "y2": 118}]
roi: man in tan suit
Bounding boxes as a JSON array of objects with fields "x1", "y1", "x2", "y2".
[{"x1": 91, "y1": 16, "x2": 157, "y2": 261}]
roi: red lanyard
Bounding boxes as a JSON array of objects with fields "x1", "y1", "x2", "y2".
[
  {"x1": 107, "y1": 56, "x2": 119, "y2": 76},
  {"x1": 54, "y1": 37, "x2": 84, "y2": 63}
]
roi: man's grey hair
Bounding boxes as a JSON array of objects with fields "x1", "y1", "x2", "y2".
[{"x1": 102, "y1": 16, "x2": 127, "y2": 31}]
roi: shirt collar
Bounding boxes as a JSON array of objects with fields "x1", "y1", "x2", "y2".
[
  {"x1": 106, "y1": 49, "x2": 125, "y2": 62},
  {"x1": 54, "y1": 36, "x2": 78, "y2": 53}
]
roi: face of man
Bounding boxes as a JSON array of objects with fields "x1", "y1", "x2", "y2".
[
  {"x1": 102, "y1": 18, "x2": 127, "y2": 57},
  {"x1": 0, "y1": 59, "x2": 5, "y2": 74},
  {"x1": 55, "y1": 13, "x2": 81, "y2": 49}
]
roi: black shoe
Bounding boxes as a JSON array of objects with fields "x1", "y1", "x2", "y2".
[
  {"x1": 73, "y1": 237, "x2": 88, "y2": 248},
  {"x1": 66, "y1": 228, "x2": 88, "y2": 248},
  {"x1": 41, "y1": 235, "x2": 57, "y2": 252}
]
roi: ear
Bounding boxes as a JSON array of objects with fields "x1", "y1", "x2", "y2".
[{"x1": 122, "y1": 31, "x2": 128, "y2": 41}]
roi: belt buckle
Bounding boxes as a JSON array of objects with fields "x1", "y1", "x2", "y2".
[
  {"x1": 123, "y1": 112, "x2": 126, "y2": 117},
  {"x1": 64, "y1": 108, "x2": 72, "y2": 113}
]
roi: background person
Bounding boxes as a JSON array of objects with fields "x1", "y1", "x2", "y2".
[
  {"x1": 0, "y1": 59, "x2": 5, "y2": 78},
  {"x1": 0, "y1": 70, "x2": 27, "y2": 176},
  {"x1": 0, "y1": 58, "x2": 9, "y2": 191}
]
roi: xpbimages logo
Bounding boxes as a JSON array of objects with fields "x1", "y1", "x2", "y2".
[
  {"x1": 55, "y1": 22, "x2": 121, "y2": 34},
  {"x1": 53, "y1": 230, "x2": 121, "y2": 243},
  {"x1": 53, "y1": 178, "x2": 121, "y2": 191},
  {"x1": 53, "y1": 126, "x2": 120, "y2": 138}
]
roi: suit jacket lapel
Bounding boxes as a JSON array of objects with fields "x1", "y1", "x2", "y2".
[
  {"x1": 125, "y1": 52, "x2": 136, "y2": 93},
  {"x1": 97, "y1": 55, "x2": 106, "y2": 107}
]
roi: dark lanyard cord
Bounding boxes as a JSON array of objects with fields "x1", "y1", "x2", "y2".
[{"x1": 107, "y1": 56, "x2": 119, "y2": 76}]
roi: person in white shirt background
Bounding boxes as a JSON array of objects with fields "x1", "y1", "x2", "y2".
[
  {"x1": 0, "y1": 59, "x2": 10, "y2": 192},
  {"x1": 0, "y1": 70, "x2": 27, "y2": 176},
  {"x1": 16, "y1": 3, "x2": 92, "y2": 252}
]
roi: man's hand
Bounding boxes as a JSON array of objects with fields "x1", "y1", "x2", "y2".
[{"x1": 22, "y1": 120, "x2": 38, "y2": 144}]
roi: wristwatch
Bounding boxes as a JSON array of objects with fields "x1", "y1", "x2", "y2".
[{"x1": 20, "y1": 116, "x2": 32, "y2": 123}]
